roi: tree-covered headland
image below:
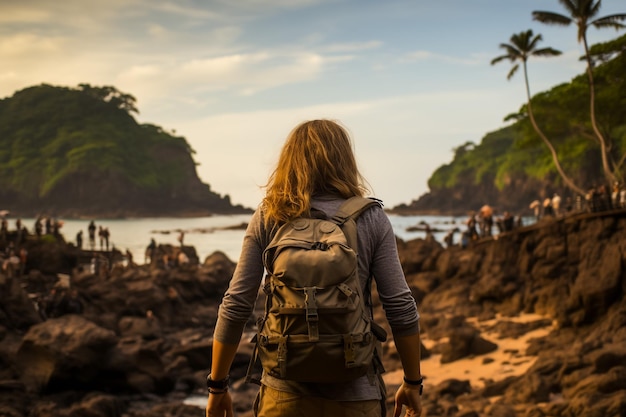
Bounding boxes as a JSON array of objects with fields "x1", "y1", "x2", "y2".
[
  {"x1": 0, "y1": 84, "x2": 249, "y2": 217},
  {"x1": 402, "y1": 32, "x2": 626, "y2": 215}
]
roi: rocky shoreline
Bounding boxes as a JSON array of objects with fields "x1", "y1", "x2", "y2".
[{"x1": 1, "y1": 208, "x2": 625, "y2": 417}]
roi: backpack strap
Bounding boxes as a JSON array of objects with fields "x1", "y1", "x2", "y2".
[
  {"x1": 331, "y1": 197, "x2": 383, "y2": 226},
  {"x1": 331, "y1": 196, "x2": 382, "y2": 251}
]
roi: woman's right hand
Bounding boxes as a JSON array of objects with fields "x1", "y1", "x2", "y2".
[
  {"x1": 206, "y1": 391, "x2": 234, "y2": 417},
  {"x1": 393, "y1": 382, "x2": 423, "y2": 417}
]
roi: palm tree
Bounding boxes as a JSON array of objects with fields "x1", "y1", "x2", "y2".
[
  {"x1": 533, "y1": 0, "x2": 626, "y2": 184},
  {"x1": 491, "y1": 30, "x2": 586, "y2": 196}
]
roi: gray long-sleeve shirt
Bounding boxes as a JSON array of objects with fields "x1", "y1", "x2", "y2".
[{"x1": 214, "y1": 197, "x2": 420, "y2": 400}]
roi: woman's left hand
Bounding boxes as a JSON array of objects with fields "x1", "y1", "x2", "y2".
[{"x1": 206, "y1": 391, "x2": 234, "y2": 417}]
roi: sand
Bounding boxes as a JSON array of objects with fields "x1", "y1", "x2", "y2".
[{"x1": 383, "y1": 313, "x2": 555, "y2": 390}]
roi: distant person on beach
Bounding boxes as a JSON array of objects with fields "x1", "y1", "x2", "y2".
[
  {"x1": 98, "y1": 226, "x2": 104, "y2": 250},
  {"x1": 15, "y1": 219, "x2": 24, "y2": 244},
  {"x1": 611, "y1": 182, "x2": 620, "y2": 209},
  {"x1": 552, "y1": 193, "x2": 561, "y2": 216},
  {"x1": 52, "y1": 218, "x2": 61, "y2": 237},
  {"x1": 125, "y1": 249, "x2": 135, "y2": 268},
  {"x1": 19, "y1": 247, "x2": 27, "y2": 276},
  {"x1": 2, "y1": 250, "x2": 19, "y2": 278},
  {"x1": 597, "y1": 184, "x2": 611, "y2": 211},
  {"x1": 177, "y1": 231, "x2": 185, "y2": 246},
  {"x1": 444, "y1": 229, "x2": 457, "y2": 247},
  {"x1": 146, "y1": 238, "x2": 157, "y2": 264},
  {"x1": 478, "y1": 205, "x2": 493, "y2": 237},
  {"x1": 542, "y1": 198, "x2": 554, "y2": 217},
  {"x1": 0, "y1": 217, "x2": 7, "y2": 243},
  {"x1": 103, "y1": 227, "x2": 110, "y2": 251},
  {"x1": 177, "y1": 250, "x2": 189, "y2": 265},
  {"x1": 35, "y1": 217, "x2": 43, "y2": 238},
  {"x1": 206, "y1": 119, "x2": 422, "y2": 417},
  {"x1": 502, "y1": 211, "x2": 514, "y2": 232},
  {"x1": 529, "y1": 199, "x2": 541, "y2": 220},
  {"x1": 88, "y1": 221, "x2": 96, "y2": 250},
  {"x1": 0, "y1": 216, "x2": 8, "y2": 243},
  {"x1": 466, "y1": 211, "x2": 478, "y2": 241},
  {"x1": 76, "y1": 230, "x2": 83, "y2": 249}
]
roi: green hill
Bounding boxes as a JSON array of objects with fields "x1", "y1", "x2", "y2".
[
  {"x1": 397, "y1": 34, "x2": 626, "y2": 215},
  {"x1": 0, "y1": 84, "x2": 249, "y2": 217}
]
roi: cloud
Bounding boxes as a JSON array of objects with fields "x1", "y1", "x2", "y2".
[
  {"x1": 402, "y1": 50, "x2": 483, "y2": 66},
  {"x1": 0, "y1": 7, "x2": 50, "y2": 24},
  {"x1": 0, "y1": 1, "x2": 142, "y2": 31},
  {"x1": 0, "y1": 33, "x2": 65, "y2": 56},
  {"x1": 177, "y1": 87, "x2": 519, "y2": 207},
  {"x1": 323, "y1": 40, "x2": 383, "y2": 53},
  {"x1": 181, "y1": 53, "x2": 271, "y2": 76},
  {"x1": 115, "y1": 48, "x2": 338, "y2": 107},
  {"x1": 213, "y1": 0, "x2": 334, "y2": 11},
  {"x1": 0, "y1": 1, "x2": 383, "y2": 108},
  {"x1": 150, "y1": 2, "x2": 222, "y2": 19}
]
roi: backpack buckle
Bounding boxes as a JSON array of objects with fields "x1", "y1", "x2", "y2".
[
  {"x1": 304, "y1": 287, "x2": 319, "y2": 341},
  {"x1": 344, "y1": 334, "x2": 356, "y2": 367},
  {"x1": 277, "y1": 336, "x2": 288, "y2": 377}
]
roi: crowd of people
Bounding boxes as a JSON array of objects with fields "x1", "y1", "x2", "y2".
[
  {"x1": 0, "y1": 214, "x2": 195, "y2": 327},
  {"x1": 530, "y1": 183, "x2": 626, "y2": 222},
  {"x1": 0, "y1": 215, "x2": 123, "y2": 280},
  {"x1": 1, "y1": 216, "x2": 34, "y2": 278},
  {"x1": 451, "y1": 205, "x2": 523, "y2": 248},
  {"x1": 451, "y1": 183, "x2": 626, "y2": 249},
  {"x1": 81, "y1": 220, "x2": 111, "y2": 251}
]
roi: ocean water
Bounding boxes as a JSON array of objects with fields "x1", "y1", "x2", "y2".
[{"x1": 15, "y1": 213, "x2": 467, "y2": 264}]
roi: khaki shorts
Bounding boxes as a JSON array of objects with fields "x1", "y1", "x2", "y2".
[{"x1": 254, "y1": 384, "x2": 382, "y2": 417}]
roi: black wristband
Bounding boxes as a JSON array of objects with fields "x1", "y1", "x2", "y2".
[
  {"x1": 206, "y1": 374, "x2": 230, "y2": 390},
  {"x1": 208, "y1": 388, "x2": 228, "y2": 395},
  {"x1": 403, "y1": 376, "x2": 423, "y2": 385},
  {"x1": 403, "y1": 376, "x2": 423, "y2": 395}
]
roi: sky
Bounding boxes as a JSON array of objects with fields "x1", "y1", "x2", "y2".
[{"x1": 1, "y1": 0, "x2": 625, "y2": 209}]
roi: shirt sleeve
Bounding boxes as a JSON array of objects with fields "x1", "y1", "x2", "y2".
[
  {"x1": 360, "y1": 206, "x2": 420, "y2": 337},
  {"x1": 213, "y1": 209, "x2": 266, "y2": 345}
]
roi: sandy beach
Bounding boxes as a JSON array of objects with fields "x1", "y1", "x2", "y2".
[{"x1": 383, "y1": 313, "x2": 554, "y2": 390}]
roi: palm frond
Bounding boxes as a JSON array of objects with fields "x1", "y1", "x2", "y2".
[
  {"x1": 501, "y1": 43, "x2": 522, "y2": 57},
  {"x1": 507, "y1": 64, "x2": 519, "y2": 80},
  {"x1": 588, "y1": 0, "x2": 601, "y2": 19},
  {"x1": 490, "y1": 55, "x2": 510, "y2": 65},
  {"x1": 527, "y1": 32, "x2": 544, "y2": 51},
  {"x1": 533, "y1": 47, "x2": 563, "y2": 57},
  {"x1": 591, "y1": 14, "x2": 626, "y2": 30},
  {"x1": 558, "y1": 0, "x2": 578, "y2": 15},
  {"x1": 532, "y1": 11, "x2": 572, "y2": 26}
]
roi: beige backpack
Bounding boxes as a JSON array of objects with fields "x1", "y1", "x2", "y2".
[{"x1": 247, "y1": 196, "x2": 386, "y2": 383}]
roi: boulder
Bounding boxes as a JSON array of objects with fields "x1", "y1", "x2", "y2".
[
  {"x1": 0, "y1": 275, "x2": 41, "y2": 330},
  {"x1": 16, "y1": 315, "x2": 117, "y2": 391}
]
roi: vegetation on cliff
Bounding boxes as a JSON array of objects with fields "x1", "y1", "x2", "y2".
[
  {"x1": 0, "y1": 84, "x2": 249, "y2": 217},
  {"x1": 401, "y1": 34, "x2": 626, "y2": 215}
]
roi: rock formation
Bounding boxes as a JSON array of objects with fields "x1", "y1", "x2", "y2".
[{"x1": 0, "y1": 208, "x2": 625, "y2": 416}]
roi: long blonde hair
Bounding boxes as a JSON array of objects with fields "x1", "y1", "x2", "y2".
[{"x1": 262, "y1": 119, "x2": 368, "y2": 224}]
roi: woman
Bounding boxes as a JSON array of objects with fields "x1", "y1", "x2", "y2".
[{"x1": 206, "y1": 119, "x2": 423, "y2": 417}]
